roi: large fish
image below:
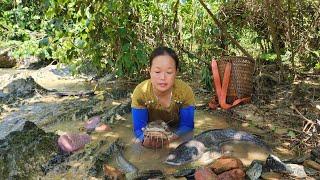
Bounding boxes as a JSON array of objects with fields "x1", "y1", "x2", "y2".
[
  {"x1": 165, "y1": 129, "x2": 271, "y2": 166},
  {"x1": 110, "y1": 140, "x2": 138, "y2": 174}
]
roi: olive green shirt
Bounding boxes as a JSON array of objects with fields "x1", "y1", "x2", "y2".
[{"x1": 131, "y1": 79, "x2": 195, "y2": 128}]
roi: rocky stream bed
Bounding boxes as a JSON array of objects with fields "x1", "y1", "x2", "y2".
[{"x1": 0, "y1": 64, "x2": 319, "y2": 179}]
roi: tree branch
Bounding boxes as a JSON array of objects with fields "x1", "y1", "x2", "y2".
[
  {"x1": 178, "y1": 45, "x2": 210, "y2": 67},
  {"x1": 198, "y1": 0, "x2": 255, "y2": 63}
]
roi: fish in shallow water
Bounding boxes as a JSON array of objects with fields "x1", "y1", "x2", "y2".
[
  {"x1": 110, "y1": 140, "x2": 138, "y2": 174},
  {"x1": 165, "y1": 128, "x2": 271, "y2": 166}
]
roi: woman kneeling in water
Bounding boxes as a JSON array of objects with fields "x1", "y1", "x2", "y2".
[{"x1": 131, "y1": 46, "x2": 195, "y2": 148}]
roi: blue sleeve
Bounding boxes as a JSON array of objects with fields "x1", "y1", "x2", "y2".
[
  {"x1": 132, "y1": 108, "x2": 148, "y2": 141},
  {"x1": 175, "y1": 106, "x2": 195, "y2": 136}
]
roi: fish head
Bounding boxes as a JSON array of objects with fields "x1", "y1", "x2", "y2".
[{"x1": 164, "y1": 140, "x2": 206, "y2": 166}]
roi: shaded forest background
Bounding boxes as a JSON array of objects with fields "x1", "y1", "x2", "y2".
[{"x1": 0, "y1": 0, "x2": 319, "y2": 88}]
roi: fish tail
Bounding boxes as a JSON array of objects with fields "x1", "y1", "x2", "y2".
[{"x1": 235, "y1": 132, "x2": 272, "y2": 152}]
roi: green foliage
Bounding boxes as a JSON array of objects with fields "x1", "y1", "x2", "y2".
[
  {"x1": 287, "y1": 130, "x2": 296, "y2": 138},
  {"x1": 200, "y1": 66, "x2": 212, "y2": 90},
  {"x1": 0, "y1": 0, "x2": 319, "y2": 80},
  {"x1": 299, "y1": 49, "x2": 320, "y2": 71},
  {"x1": 315, "y1": 62, "x2": 320, "y2": 70},
  {"x1": 259, "y1": 53, "x2": 277, "y2": 62}
]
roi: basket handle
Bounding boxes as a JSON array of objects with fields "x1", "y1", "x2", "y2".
[{"x1": 211, "y1": 59, "x2": 250, "y2": 109}]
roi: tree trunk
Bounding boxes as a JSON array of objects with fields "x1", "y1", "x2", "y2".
[
  {"x1": 287, "y1": 0, "x2": 296, "y2": 76},
  {"x1": 264, "y1": 0, "x2": 283, "y2": 79}
]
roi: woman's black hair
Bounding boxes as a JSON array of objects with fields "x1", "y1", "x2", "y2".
[{"x1": 149, "y1": 46, "x2": 179, "y2": 70}]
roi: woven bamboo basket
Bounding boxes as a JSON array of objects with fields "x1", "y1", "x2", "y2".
[{"x1": 216, "y1": 56, "x2": 255, "y2": 100}]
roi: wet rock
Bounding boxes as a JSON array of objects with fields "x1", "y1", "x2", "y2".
[
  {"x1": 311, "y1": 146, "x2": 320, "y2": 158},
  {"x1": 260, "y1": 172, "x2": 284, "y2": 180},
  {"x1": 0, "y1": 97, "x2": 102, "y2": 141},
  {"x1": 283, "y1": 155, "x2": 310, "y2": 164},
  {"x1": 103, "y1": 164, "x2": 125, "y2": 180},
  {"x1": 0, "y1": 93, "x2": 116, "y2": 139},
  {"x1": 173, "y1": 168, "x2": 196, "y2": 178},
  {"x1": 95, "y1": 74, "x2": 115, "y2": 86},
  {"x1": 102, "y1": 99, "x2": 131, "y2": 123},
  {"x1": 41, "y1": 151, "x2": 71, "y2": 175},
  {"x1": 41, "y1": 138, "x2": 107, "y2": 176},
  {"x1": 95, "y1": 124, "x2": 111, "y2": 132},
  {"x1": 53, "y1": 90, "x2": 95, "y2": 97},
  {"x1": 0, "y1": 118, "x2": 27, "y2": 140},
  {"x1": 85, "y1": 116, "x2": 101, "y2": 132},
  {"x1": 16, "y1": 56, "x2": 50, "y2": 69},
  {"x1": 35, "y1": 64, "x2": 73, "y2": 78},
  {"x1": 209, "y1": 156, "x2": 244, "y2": 174},
  {"x1": 0, "y1": 76, "x2": 48, "y2": 103},
  {"x1": 57, "y1": 133, "x2": 91, "y2": 153},
  {"x1": 303, "y1": 160, "x2": 320, "y2": 171},
  {"x1": 286, "y1": 163, "x2": 307, "y2": 178},
  {"x1": 246, "y1": 160, "x2": 263, "y2": 180},
  {"x1": 84, "y1": 116, "x2": 111, "y2": 133},
  {"x1": 132, "y1": 170, "x2": 164, "y2": 180},
  {"x1": 217, "y1": 168, "x2": 245, "y2": 180},
  {"x1": 107, "y1": 88, "x2": 131, "y2": 100},
  {"x1": 0, "y1": 50, "x2": 16, "y2": 68},
  {"x1": 0, "y1": 102, "x2": 4, "y2": 115},
  {"x1": 265, "y1": 154, "x2": 292, "y2": 174},
  {"x1": 0, "y1": 121, "x2": 59, "y2": 179},
  {"x1": 88, "y1": 140, "x2": 123, "y2": 177},
  {"x1": 194, "y1": 167, "x2": 217, "y2": 180},
  {"x1": 304, "y1": 167, "x2": 320, "y2": 177},
  {"x1": 313, "y1": 158, "x2": 320, "y2": 164}
]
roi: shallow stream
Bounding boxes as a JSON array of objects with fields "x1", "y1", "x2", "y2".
[{"x1": 44, "y1": 110, "x2": 270, "y2": 178}]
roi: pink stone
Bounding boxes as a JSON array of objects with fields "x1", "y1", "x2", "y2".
[
  {"x1": 58, "y1": 133, "x2": 91, "y2": 152},
  {"x1": 217, "y1": 169, "x2": 245, "y2": 180},
  {"x1": 195, "y1": 167, "x2": 217, "y2": 180},
  {"x1": 210, "y1": 156, "x2": 244, "y2": 174},
  {"x1": 95, "y1": 123, "x2": 111, "y2": 132},
  {"x1": 85, "y1": 116, "x2": 101, "y2": 131},
  {"x1": 104, "y1": 164, "x2": 125, "y2": 180}
]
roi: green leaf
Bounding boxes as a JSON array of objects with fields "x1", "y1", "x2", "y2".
[
  {"x1": 74, "y1": 38, "x2": 85, "y2": 48},
  {"x1": 259, "y1": 53, "x2": 277, "y2": 61},
  {"x1": 311, "y1": 50, "x2": 320, "y2": 57},
  {"x1": 287, "y1": 131, "x2": 296, "y2": 138},
  {"x1": 39, "y1": 37, "x2": 49, "y2": 47},
  {"x1": 122, "y1": 43, "x2": 130, "y2": 52},
  {"x1": 119, "y1": 27, "x2": 127, "y2": 38}
]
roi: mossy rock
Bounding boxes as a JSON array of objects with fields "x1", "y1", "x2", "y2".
[
  {"x1": 0, "y1": 121, "x2": 59, "y2": 179},
  {"x1": 0, "y1": 52, "x2": 16, "y2": 68}
]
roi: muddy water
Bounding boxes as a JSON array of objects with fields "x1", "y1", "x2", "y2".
[
  {"x1": 46, "y1": 110, "x2": 270, "y2": 178},
  {"x1": 113, "y1": 111, "x2": 269, "y2": 169},
  {"x1": 0, "y1": 68, "x2": 35, "y2": 75},
  {"x1": 0, "y1": 67, "x2": 94, "y2": 92}
]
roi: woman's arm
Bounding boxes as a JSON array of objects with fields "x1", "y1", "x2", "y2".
[
  {"x1": 132, "y1": 108, "x2": 148, "y2": 141},
  {"x1": 175, "y1": 105, "x2": 195, "y2": 136}
]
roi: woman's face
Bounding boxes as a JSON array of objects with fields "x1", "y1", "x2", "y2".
[{"x1": 150, "y1": 55, "x2": 177, "y2": 94}]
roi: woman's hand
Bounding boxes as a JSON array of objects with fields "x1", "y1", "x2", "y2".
[
  {"x1": 142, "y1": 136, "x2": 169, "y2": 149},
  {"x1": 169, "y1": 133, "x2": 179, "y2": 142}
]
